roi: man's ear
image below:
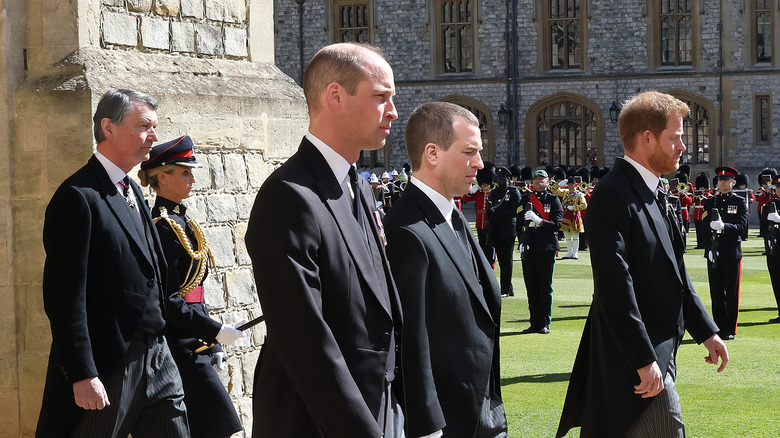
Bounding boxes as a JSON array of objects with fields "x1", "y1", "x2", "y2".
[
  {"x1": 324, "y1": 82, "x2": 342, "y2": 110},
  {"x1": 100, "y1": 118, "x2": 113, "y2": 139},
  {"x1": 423, "y1": 142, "x2": 438, "y2": 166}
]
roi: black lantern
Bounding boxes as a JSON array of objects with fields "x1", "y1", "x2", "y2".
[
  {"x1": 609, "y1": 100, "x2": 620, "y2": 123},
  {"x1": 497, "y1": 102, "x2": 511, "y2": 126}
]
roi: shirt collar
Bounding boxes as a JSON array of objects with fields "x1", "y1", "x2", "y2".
[
  {"x1": 622, "y1": 155, "x2": 662, "y2": 195},
  {"x1": 306, "y1": 132, "x2": 353, "y2": 187},
  {"x1": 410, "y1": 176, "x2": 457, "y2": 226},
  {"x1": 94, "y1": 150, "x2": 129, "y2": 188}
]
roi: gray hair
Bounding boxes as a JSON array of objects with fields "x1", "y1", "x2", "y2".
[{"x1": 93, "y1": 89, "x2": 158, "y2": 143}]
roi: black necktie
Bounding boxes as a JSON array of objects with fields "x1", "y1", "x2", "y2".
[
  {"x1": 348, "y1": 166, "x2": 367, "y2": 237},
  {"x1": 452, "y1": 207, "x2": 479, "y2": 277}
]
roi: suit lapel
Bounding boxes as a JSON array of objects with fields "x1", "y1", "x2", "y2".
[
  {"x1": 407, "y1": 184, "x2": 493, "y2": 321},
  {"x1": 300, "y1": 140, "x2": 392, "y2": 315},
  {"x1": 617, "y1": 159, "x2": 684, "y2": 285},
  {"x1": 88, "y1": 157, "x2": 155, "y2": 267}
]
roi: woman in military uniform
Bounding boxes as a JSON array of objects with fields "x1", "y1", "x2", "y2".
[{"x1": 139, "y1": 135, "x2": 243, "y2": 438}]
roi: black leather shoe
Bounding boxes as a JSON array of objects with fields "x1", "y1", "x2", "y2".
[
  {"x1": 724, "y1": 334, "x2": 735, "y2": 341},
  {"x1": 770, "y1": 317, "x2": 780, "y2": 323},
  {"x1": 538, "y1": 327, "x2": 550, "y2": 334},
  {"x1": 522, "y1": 327, "x2": 538, "y2": 334}
]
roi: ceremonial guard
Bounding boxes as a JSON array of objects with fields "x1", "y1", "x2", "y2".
[
  {"x1": 692, "y1": 172, "x2": 711, "y2": 249},
  {"x1": 757, "y1": 168, "x2": 778, "y2": 239},
  {"x1": 675, "y1": 171, "x2": 693, "y2": 242},
  {"x1": 139, "y1": 135, "x2": 244, "y2": 438},
  {"x1": 517, "y1": 169, "x2": 563, "y2": 334},
  {"x1": 461, "y1": 162, "x2": 496, "y2": 265},
  {"x1": 760, "y1": 176, "x2": 780, "y2": 323},
  {"x1": 488, "y1": 166, "x2": 522, "y2": 297},
  {"x1": 701, "y1": 166, "x2": 748, "y2": 340},
  {"x1": 559, "y1": 176, "x2": 587, "y2": 260},
  {"x1": 575, "y1": 167, "x2": 592, "y2": 252}
]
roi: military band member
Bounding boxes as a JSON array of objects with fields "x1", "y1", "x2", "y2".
[
  {"x1": 461, "y1": 162, "x2": 497, "y2": 266},
  {"x1": 559, "y1": 177, "x2": 587, "y2": 260},
  {"x1": 517, "y1": 170, "x2": 563, "y2": 334},
  {"x1": 139, "y1": 135, "x2": 244, "y2": 438},
  {"x1": 702, "y1": 166, "x2": 748, "y2": 340},
  {"x1": 693, "y1": 172, "x2": 711, "y2": 249},
  {"x1": 760, "y1": 176, "x2": 780, "y2": 323}
]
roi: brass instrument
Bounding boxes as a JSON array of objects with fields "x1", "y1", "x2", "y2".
[
  {"x1": 677, "y1": 182, "x2": 688, "y2": 192},
  {"x1": 578, "y1": 181, "x2": 589, "y2": 191}
]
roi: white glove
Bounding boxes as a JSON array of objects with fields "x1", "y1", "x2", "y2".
[
  {"x1": 528, "y1": 220, "x2": 538, "y2": 228},
  {"x1": 211, "y1": 351, "x2": 227, "y2": 373},
  {"x1": 469, "y1": 184, "x2": 479, "y2": 195},
  {"x1": 567, "y1": 205, "x2": 575, "y2": 211},
  {"x1": 708, "y1": 250, "x2": 716, "y2": 263},
  {"x1": 768, "y1": 212, "x2": 780, "y2": 224},
  {"x1": 524, "y1": 210, "x2": 543, "y2": 225},
  {"x1": 710, "y1": 219, "x2": 725, "y2": 231},
  {"x1": 216, "y1": 319, "x2": 247, "y2": 345}
]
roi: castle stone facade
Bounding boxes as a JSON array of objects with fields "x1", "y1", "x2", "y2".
[{"x1": 275, "y1": 0, "x2": 780, "y2": 183}]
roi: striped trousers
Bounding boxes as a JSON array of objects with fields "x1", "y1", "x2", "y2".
[
  {"x1": 70, "y1": 333, "x2": 190, "y2": 438},
  {"x1": 625, "y1": 357, "x2": 685, "y2": 438}
]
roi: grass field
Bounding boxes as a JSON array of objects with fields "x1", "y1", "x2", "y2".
[{"x1": 493, "y1": 229, "x2": 780, "y2": 437}]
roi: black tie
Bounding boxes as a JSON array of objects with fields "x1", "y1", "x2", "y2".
[
  {"x1": 452, "y1": 207, "x2": 479, "y2": 277},
  {"x1": 348, "y1": 166, "x2": 367, "y2": 235}
]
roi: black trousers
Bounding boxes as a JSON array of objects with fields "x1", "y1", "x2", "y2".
[
  {"x1": 767, "y1": 254, "x2": 780, "y2": 316},
  {"x1": 477, "y1": 228, "x2": 495, "y2": 267},
  {"x1": 493, "y1": 237, "x2": 516, "y2": 295},
  {"x1": 694, "y1": 220, "x2": 706, "y2": 248},
  {"x1": 707, "y1": 258, "x2": 742, "y2": 337},
  {"x1": 70, "y1": 334, "x2": 190, "y2": 438},
  {"x1": 522, "y1": 250, "x2": 556, "y2": 329}
]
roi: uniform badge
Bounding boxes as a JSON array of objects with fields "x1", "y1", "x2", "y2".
[
  {"x1": 728, "y1": 205, "x2": 738, "y2": 214},
  {"x1": 544, "y1": 204, "x2": 551, "y2": 213}
]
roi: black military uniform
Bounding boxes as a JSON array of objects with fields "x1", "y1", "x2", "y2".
[
  {"x1": 488, "y1": 167, "x2": 522, "y2": 296},
  {"x1": 701, "y1": 166, "x2": 748, "y2": 340},
  {"x1": 142, "y1": 136, "x2": 243, "y2": 438},
  {"x1": 517, "y1": 169, "x2": 563, "y2": 333},
  {"x1": 760, "y1": 177, "x2": 780, "y2": 323}
]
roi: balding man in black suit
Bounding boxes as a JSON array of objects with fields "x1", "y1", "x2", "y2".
[{"x1": 245, "y1": 43, "x2": 404, "y2": 437}]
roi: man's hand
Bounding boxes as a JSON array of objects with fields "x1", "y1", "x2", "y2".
[
  {"x1": 73, "y1": 376, "x2": 110, "y2": 410},
  {"x1": 212, "y1": 351, "x2": 228, "y2": 372},
  {"x1": 634, "y1": 361, "x2": 664, "y2": 398},
  {"x1": 702, "y1": 334, "x2": 729, "y2": 372},
  {"x1": 708, "y1": 250, "x2": 716, "y2": 263}
]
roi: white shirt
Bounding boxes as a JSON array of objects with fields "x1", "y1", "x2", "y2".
[
  {"x1": 410, "y1": 176, "x2": 457, "y2": 233},
  {"x1": 306, "y1": 132, "x2": 354, "y2": 199},
  {"x1": 623, "y1": 155, "x2": 663, "y2": 196}
]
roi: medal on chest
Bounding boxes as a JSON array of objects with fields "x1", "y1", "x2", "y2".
[{"x1": 727, "y1": 205, "x2": 738, "y2": 215}]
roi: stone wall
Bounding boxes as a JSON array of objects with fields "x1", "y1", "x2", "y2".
[
  {"x1": 4, "y1": 1, "x2": 304, "y2": 436},
  {"x1": 274, "y1": 0, "x2": 779, "y2": 179}
]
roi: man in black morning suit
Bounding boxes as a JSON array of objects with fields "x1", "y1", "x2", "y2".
[
  {"x1": 384, "y1": 102, "x2": 507, "y2": 438},
  {"x1": 557, "y1": 91, "x2": 728, "y2": 438},
  {"x1": 245, "y1": 43, "x2": 404, "y2": 437},
  {"x1": 36, "y1": 89, "x2": 189, "y2": 437},
  {"x1": 701, "y1": 166, "x2": 748, "y2": 340}
]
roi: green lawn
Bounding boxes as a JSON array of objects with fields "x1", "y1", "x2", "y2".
[{"x1": 494, "y1": 229, "x2": 780, "y2": 437}]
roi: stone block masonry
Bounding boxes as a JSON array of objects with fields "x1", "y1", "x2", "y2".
[{"x1": 102, "y1": 0, "x2": 250, "y2": 59}]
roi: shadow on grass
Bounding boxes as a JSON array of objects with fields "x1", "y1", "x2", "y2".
[
  {"x1": 501, "y1": 372, "x2": 571, "y2": 386},
  {"x1": 738, "y1": 307, "x2": 777, "y2": 313},
  {"x1": 506, "y1": 315, "x2": 587, "y2": 324},
  {"x1": 738, "y1": 320, "x2": 778, "y2": 327},
  {"x1": 558, "y1": 304, "x2": 591, "y2": 309}
]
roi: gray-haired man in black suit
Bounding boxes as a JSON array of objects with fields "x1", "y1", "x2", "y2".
[{"x1": 37, "y1": 89, "x2": 189, "y2": 437}]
